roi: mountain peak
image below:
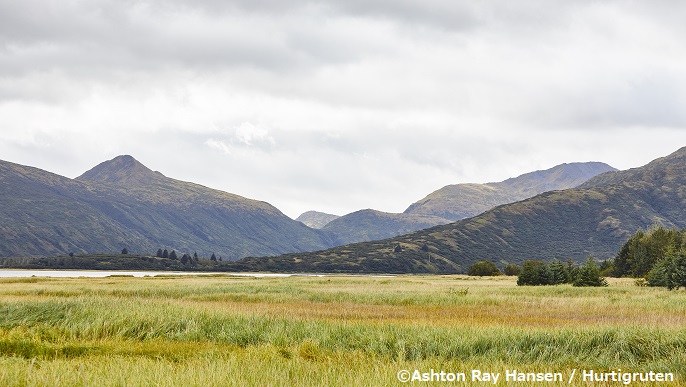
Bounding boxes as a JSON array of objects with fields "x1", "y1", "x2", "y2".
[
  {"x1": 296, "y1": 211, "x2": 340, "y2": 229},
  {"x1": 77, "y1": 155, "x2": 164, "y2": 184}
]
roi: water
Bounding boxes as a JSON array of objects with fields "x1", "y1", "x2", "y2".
[{"x1": 0, "y1": 269, "x2": 298, "y2": 278}]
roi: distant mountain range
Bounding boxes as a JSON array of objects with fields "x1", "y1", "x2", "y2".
[
  {"x1": 297, "y1": 162, "x2": 615, "y2": 245},
  {"x1": 0, "y1": 155, "x2": 335, "y2": 259},
  {"x1": 232, "y1": 146, "x2": 686, "y2": 273},
  {"x1": 0, "y1": 154, "x2": 619, "y2": 262},
  {"x1": 404, "y1": 162, "x2": 617, "y2": 220}
]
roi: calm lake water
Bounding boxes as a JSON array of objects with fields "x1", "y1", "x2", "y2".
[{"x1": 0, "y1": 270, "x2": 301, "y2": 278}]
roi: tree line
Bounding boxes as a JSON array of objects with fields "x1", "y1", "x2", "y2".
[
  {"x1": 516, "y1": 258, "x2": 607, "y2": 287},
  {"x1": 467, "y1": 226, "x2": 686, "y2": 290},
  {"x1": 467, "y1": 258, "x2": 608, "y2": 287},
  {"x1": 0, "y1": 247, "x2": 231, "y2": 271}
]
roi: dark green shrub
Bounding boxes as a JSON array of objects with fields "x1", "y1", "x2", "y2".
[
  {"x1": 647, "y1": 252, "x2": 686, "y2": 290},
  {"x1": 467, "y1": 261, "x2": 501, "y2": 276},
  {"x1": 613, "y1": 227, "x2": 685, "y2": 277},
  {"x1": 549, "y1": 259, "x2": 570, "y2": 285},
  {"x1": 503, "y1": 263, "x2": 522, "y2": 276},
  {"x1": 573, "y1": 257, "x2": 608, "y2": 287}
]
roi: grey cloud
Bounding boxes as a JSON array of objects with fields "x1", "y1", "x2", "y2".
[
  {"x1": 0, "y1": 0, "x2": 395, "y2": 84},
  {"x1": 328, "y1": 0, "x2": 480, "y2": 32},
  {"x1": 526, "y1": 72, "x2": 686, "y2": 130},
  {"x1": 0, "y1": 0, "x2": 566, "y2": 78},
  {"x1": 3, "y1": 0, "x2": 686, "y2": 217},
  {"x1": 584, "y1": 76, "x2": 686, "y2": 128}
]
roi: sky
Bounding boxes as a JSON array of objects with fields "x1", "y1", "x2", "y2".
[{"x1": 1, "y1": 0, "x2": 686, "y2": 219}]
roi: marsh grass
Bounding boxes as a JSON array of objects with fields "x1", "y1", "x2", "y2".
[{"x1": 0, "y1": 275, "x2": 684, "y2": 385}]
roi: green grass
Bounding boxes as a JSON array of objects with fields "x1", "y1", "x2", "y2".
[{"x1": 0, "y1": 275, "x2": 685, "y2": 385}]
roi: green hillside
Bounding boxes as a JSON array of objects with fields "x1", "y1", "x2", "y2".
[
  {"x1": 405, "y1": 162, "x2": 616, "y2": 220},
  {"x1": 234, "y1": 147, "x2": 686, "y2": 273},
  {"x1": 0, "y1": 156, "x2": 335, "y2": 259},
  {"x1": 0, "y1": 160, "x2": 152, "y2": 257},
  {"x1": 322, "y1": 209, "x2": 450, "y2": 245},
  {"x1": 311, "y1": 162, "x2": 613, "y2": 246}
]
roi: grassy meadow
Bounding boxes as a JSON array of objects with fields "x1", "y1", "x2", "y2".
[{"x1": 0, "y1": 274, "x2": 684, "y2": 386}]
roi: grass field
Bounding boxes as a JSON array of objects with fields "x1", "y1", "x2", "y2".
[{"x1": 0, "y1": 274, "x2": 684, "y2": 386}]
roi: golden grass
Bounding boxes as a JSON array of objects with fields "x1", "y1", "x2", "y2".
[
  {"x1": 5, "y1": 275, "x2": 683, "y2": 328},
  {"x1": 1, "y1": 274, "x2": 685, "y2": 386}
]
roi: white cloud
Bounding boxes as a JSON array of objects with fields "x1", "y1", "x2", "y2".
[
  {"x1": 1, "y1": 0, "x2": 686, "y2": 218},
  {"x1": 234, "y1": 122, "x2": 274, "y2": 146}
]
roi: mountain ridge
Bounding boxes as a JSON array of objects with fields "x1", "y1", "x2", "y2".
[
  {"x1": 0, "y1": 156, "x2": 335, "y2": 259},
  {"x1": 321, "y1": 209, "x2": 451, "y2": 245},
  {"x1": 316, "y1": 161, "x2": 616, "y2": 245},
  {"x1": 232, "y1": 146, "x2": 686, "y2": 273},
  {"x1": 405, "y1": 162, "x2": 617, "y2": 221}
]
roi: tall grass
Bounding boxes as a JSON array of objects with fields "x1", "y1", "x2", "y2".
[{"x1": 0, "y1": 275, "x2": 684, "y2": 385}]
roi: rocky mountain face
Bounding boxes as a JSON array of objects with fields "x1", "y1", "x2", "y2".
[
  {"x1": 0, "y1": 155, "x2": 335, "y2": 259},
  {"x1": 233, "y1": 147, "x2": 686, "y2": 273}
]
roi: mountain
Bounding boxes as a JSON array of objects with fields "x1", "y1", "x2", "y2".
[
  {"x1": 78, "y1": 155, "x2": 166, "y2": 184},
  {"x1": 0, "y1": 155, "x2": 335, "y2": 259},
  {"x1": 0, "y1": 159, "x2": 139, "y2": 257},
  {"x1": 313, "y1": 161, "x2": 614, "y2": 247},
  {"x1": 405, "y1": 162, "x2": 617, "y2": 221},
  {"x1": 321, "y1": 209, "x2": 450, "y2": 245},
  {"x1": 296, "y1": 211, "x2": 340, "y2": 229},
  {"x1": 232, "y1": 147, "x2": 686, "y2": 273}
]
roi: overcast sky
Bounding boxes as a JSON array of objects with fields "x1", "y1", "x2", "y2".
[{"x1": 1, "y1": 1, "x2": 685, "y2": 218}]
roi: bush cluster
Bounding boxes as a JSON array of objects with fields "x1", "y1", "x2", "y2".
[
  {"x1": 611, "y1": 226, "x2": 686, "y2": 278},
  {"x1": 606, "y1": 226, "x2": 686, "y2": 290},
  {"x1": 467, "y1": 261, "x2": 501, "y2": 276},
  {"x1": 646, "y1": 251, "x2": 686, "y2": 290},
  {"x1": 517, "y1": 258, "x2": 607, "y2": 287}
]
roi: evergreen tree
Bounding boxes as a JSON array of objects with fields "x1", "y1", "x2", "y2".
[
  {"x1": 573, "y1": 257, "x2": 608, "y2": 287},
  {"x1": 421, "y1": 243, "x2": 430, "y2": 252},
  {"x1": 162, "y1": 249, "x2": 169, "y2": 259},
  {"x1": 180, "y1": 254, "x2": 189, "y2": 265},
  {"x1": 210, "y1": 253, "x2": 217, "y2": 261},
  {"x1": 121, "y1": 248, "x2": 128, "y2": 255},
  {"x1": 517, "y1": 261, "x2": 555, "y2": 286},
  {"x1": 613, "y1": 227, "x2": 685, "y2": 277},
  {"x1": 549, "y1": 259, "x2": 570, "y2": 285},
  {"x1": 537, "y1": 263, "x2": 554, "y2": 285},
  {"x1": 647, "y1": 251, "x2": 686, "y2": 290},
  {"x1": 567, "y1": 259, "x2": 580, "y2": 283},
  {"x1": 156, "y1": 249, "x2": 164, "y2": 258},
  {"x1": 394, "y1": 244, "x2": 402, "y2": 253},
  {"x1": 193, "y1": 252, "x2": 198, "y2": 260},
  {"x1": 169, "y1": 250, "x2": 177, "y2": 260},
  {"x1": 517, "y1": 260, "x2": 546, "y2": 286}
]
